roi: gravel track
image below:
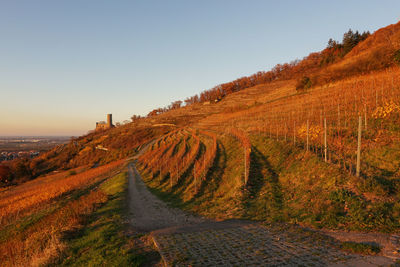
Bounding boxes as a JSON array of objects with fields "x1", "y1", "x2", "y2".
[{"x1": 127, "y1": 163, "x2": 205, "y2": 232}]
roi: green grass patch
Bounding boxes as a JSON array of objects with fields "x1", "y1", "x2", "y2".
[
  {"x1": 58, "y1": 172, "x2": 144, "y2": 266},
  {"x1": 0, "y1": 204, "x2": 59, "y2": 243},
  {"x1": 340, "y1": 241, "x2": 381, "y2": 255},
  {"x1": 248, "y1": 134, "x2": 400, "y2": 232}
]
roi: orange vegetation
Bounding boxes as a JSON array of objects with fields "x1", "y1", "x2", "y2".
[
  {"x1": 138, "y1": 130, "x2": 201, "y2": 186},
  {"x1": 0, "y1": 160, "x2": 124, "y2": 225},
  {"x1": 0, "y1": 189, "x2": 108, "y2": 266},
  {"x1": 193, "y1": 130, "x2": 217, "y2": 189}
]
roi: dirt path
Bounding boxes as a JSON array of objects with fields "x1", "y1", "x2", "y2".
[
  {"x1": 127, "y1": 163, "x2": 396, "y2": 266},
  {"x1": 127, "y1": 163, "x2": 206, "y2": 232}
]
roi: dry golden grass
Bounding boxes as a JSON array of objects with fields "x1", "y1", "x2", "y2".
[
  {"x1": 0, "y1": 189, "x2": 108, "y2": 267},
  {"x1": 0, "y1": 160, "x2": 125, "y2": 267},
  {"x1": 0, "y1": 160, "x2": 124, "y2": 226}
]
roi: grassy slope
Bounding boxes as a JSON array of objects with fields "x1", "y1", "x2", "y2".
[
  {"x1": 235, "y1": 134, "x2": 399, "y2": 232},
  {"x1": 0, "y1": 162, "x2": 128, "y2": 266},
  {"x1": 0, "y1": 179, "x2": 101, "y2": 244},
  {"x1": 59, "y1": 172, "x2": 144, "y2": 267}
]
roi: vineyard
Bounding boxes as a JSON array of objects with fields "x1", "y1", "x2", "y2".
[
  {"x1": 137, "y1": 66, "x2": 400, "y2": 231},
  {"x1": 197, "y1": 67, "x2": 400, "y2": 181},
  {"x1": 137, "y1": 128, "x2": 248, "y2": 217}
]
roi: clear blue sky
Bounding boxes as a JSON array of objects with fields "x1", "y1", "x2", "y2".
[{"x1": 1, "y1": 0, "x2": 399, "y2": 136}]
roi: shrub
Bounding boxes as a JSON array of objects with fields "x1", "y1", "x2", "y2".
[
  {"x1": 0, "y1": 165, "x2": 11, "y2": 183},
  {"x1": 296, "y1": 76, "x2": 312, "y2": 91},
  {"x1": 341, "y1": 241, "x2": 381, "y2": 255},
  {"x1": 68, "y1": 170, "x2": 77, "y2": 176},
  {"x1": 394, "y1": 49, "x2": 400, "y2": 65}
]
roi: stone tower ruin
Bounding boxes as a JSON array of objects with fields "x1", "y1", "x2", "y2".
[
  {"x1": 107, "y1": 114, "x2": 113, "y2": 127},
  {"x1": 95, "y1": 114, "x2": 115, "y2": 131}
]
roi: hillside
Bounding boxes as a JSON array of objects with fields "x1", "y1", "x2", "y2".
[
  {"x1": 4, "y1": 21, "x2": 400, "y2": 225},
  {"x1": 1, "y1": 20, "x2": 400, "y2": 265},
  {"x1": 134, "y1": 21, "x2": 400, "y2": 232}
]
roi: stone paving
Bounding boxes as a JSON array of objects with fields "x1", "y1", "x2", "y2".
[{"x1": 152, "y1": 222, "x2": 393, "y2": 267}]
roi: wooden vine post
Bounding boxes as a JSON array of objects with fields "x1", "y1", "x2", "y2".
[
  {"x1": 356, "y1": 116, "x2": 362, "y2": 177},
  {"x1": 337, "y1": 103, "x2": 340, "y2": 134},
  {"x1": 324, "y1": 118, "x2": 327, "y2": 162},
  {"x1": 244, "y1": 147, "x2": 247, "y2": 185},
  {"x1": 203, "y1": 156, "x2": 206, "y2": 180},
  {"x1": 159, "y1": 164, "x2": 162, "y2": 183},
  {"x1": 284, "y1": 122, "x2": 287, "y2": 142},
  {"x1": 306, "y1": 119, "x2": 309, "y2": 151},
  {"x1": 193, "y1": 166, "x2": 198, "y2": 192},
  {"x1": 170, "y1": 169, "x2": 173, "y2": 189},
  {"x1": 293, "y1": 121, "x2": 296, "y2": 145},
  {"x1": 176, "y1": 162, "x2": 179, "y2": 182}
]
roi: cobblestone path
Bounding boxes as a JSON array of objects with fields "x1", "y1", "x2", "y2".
[{"x1": 152, "y1": 222, "x2": 393, "y2": 267}]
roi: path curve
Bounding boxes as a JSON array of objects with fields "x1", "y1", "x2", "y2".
[{"x1": 127, "y1": 163, "x2": 206, "y2": 232}]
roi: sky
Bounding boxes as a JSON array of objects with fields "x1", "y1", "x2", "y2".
[{"x1": 1, "y1": 1, "x2": 399, "y2": 136}]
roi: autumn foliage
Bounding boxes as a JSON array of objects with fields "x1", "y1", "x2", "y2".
[
  {"x1": 0, "y1": 189, "x2": 108, "y2": 266},
  {"x1": 0, "y1": 165, "x2": 11, "y2": 183},
  {"x1": 138, "y1": 130, "x2": 202, "y2": 186},
  {"x1": 193, "y1": 131, "x2": 217, "y2": 184},
  {"x1": 0, "y1": 160, "x2": 124, "y2": 225}
]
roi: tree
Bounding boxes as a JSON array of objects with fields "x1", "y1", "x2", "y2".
[
  {"x1": 131, "y1": 115, "x2": 141, "y2": 122},
  {"x1": 394, "y1": 49, "x2": 400, "y2": 65},
  {"x1": 147, "y1": 108, "x2": 165, "y2": 117},
  {"x1": 0, "y1": 165, "x2": 11, "y2": 183},
  {"x1": 342, "y1": 29, "x2": 370, "y2": 56},
  {"x1": 12, "y1": 159, "x2": 31, "y2": 180},
  {"x1": 170, "y1": 100, "x2": 182, "y2": 110},
  {"x1": 296, "y1": 76, "x2": 312, "y2": 91}
]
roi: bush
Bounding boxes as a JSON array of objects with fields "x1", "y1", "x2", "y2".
[
  {"x1": 68, "y1": 170, "x2": 77, "y2": 176},
  {"x1": 0, "y1": 165, "x2": 11, "y2": 183},
  {"x1": 341, "y1": 241, "x2": 381, "y2": 255},
  {"x1": 394, "y1": 49, "x2": 400, "y2": 65},
  {"x1": 296, "y1": 76, "x2": 312, "y2": 91}
]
